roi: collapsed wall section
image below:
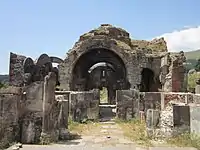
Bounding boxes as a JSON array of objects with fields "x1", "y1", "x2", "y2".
[
  {"x1": 115, "y1": 90, "x2": 200, "y2": 138},
  {"x1": 0, "y1": 87, "x2": 22, "y2": 149}
]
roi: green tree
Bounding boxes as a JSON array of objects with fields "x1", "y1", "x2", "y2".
[
  {"x1": 195, "y1": 59, "x2": 200, "y2": 71},
  {"x1": 188, "y1": 73, "x2": 200, "y2": 90},
  {"x1": 0, "y1": 82, "x2": 7, "y2": 89}
]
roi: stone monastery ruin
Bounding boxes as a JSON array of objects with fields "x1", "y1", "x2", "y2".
[{"x1": 1, "y1": 24, "x2": 200, "y2": 145}]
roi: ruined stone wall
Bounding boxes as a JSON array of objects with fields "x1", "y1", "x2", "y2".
[
  {"x1": 161, "y1": 52, "x2": 186, "y2": 92},
  {"x1": 59, "y1": 24, "x2": 164, "y2": 91},
  {"x1": 116, "y1": 90, "x2": 139, "y2": 120},
  {"x1": 0, "y1": 87, "x2": 22, "y2": 149},
  {"x1": 69, "y1": 89, "x2": 100, "y2": 122},
  {"x1": 116, "y1": 90, "x2": 200, "y2": 137},
  {"x1": 59, "y1": 25, "x2": 173, "y2": 91},
  {"x1": 9, "y1": 52, "x2": 26, "y2": 87},
  {"x1": 0, "y1": 73, "x2": 65, "y2": 147},
  {"x1": 40, "y1": 72, "x2": 60, "y2": 143},
  {"x1": 21, "y1": 81, "x2": 44, "y2": 143}
]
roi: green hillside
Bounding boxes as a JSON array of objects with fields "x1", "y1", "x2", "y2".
[
  {"x1": 0, "y1": 75, "x2": 9, "y2": 83},
  {"x1": 183, "y1": 50, "x2": 200, "y2": 71},
  {"x1": 184, "y1": 49, "x2": 200, "y2": 60}
]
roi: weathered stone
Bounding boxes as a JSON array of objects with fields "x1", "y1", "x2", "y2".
[
  {"x1": 36, "y1": 54, "x2": 51, "y2": 67},
  {"x1": 59, "y1": 24, "x2": 185, "y2": 95},
  {"x1": 56, "y1": 96, "x2": 69, "y2": 129},
  {"x1": 70, "y1": 91, "x2": 99, "y2": 122},
  {"x1": 41, "y1": 72, "x2": 58, "y2": 142},
  {"x1": 190, "y1": 106, "x2": 200, "y2": 134},
  {"x1": 9, "y1": 52, "x2": 26, "y2": 86},
  {"x1": 23, "y1": 57, "x2": 34, "y2": 73},
  {"x1": 5, "y1": 24, "x2": 190, "y2": 143},
  {"x1": 173, "y1": 105, "x2": 190, "y2": 127},
  {"x1": 146, "y1": 109, "x2": 160, "y2": 128},
  {"x1": 0, "y1": 89, "x2": 21, "y2": 148},
  {"x1": 59, "y1": 128, "x2": 70, "y2": 140},
  {"x1": 195, "y1": 85, "x2": 200, "y2": 94},
  {"x1": 193, "y1": 94, "x2": 200, "y2": 104},
  {"x1": 15, "y1": 143, "x2": 23, "y2": 148}
]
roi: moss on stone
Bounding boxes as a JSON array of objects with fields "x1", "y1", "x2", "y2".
[
  {"x1": 114, "y1": 39, "x2": 132, "y2": 50},
  {"x1": 131, "y1": 38, "x2": 168, "y2": 52}
]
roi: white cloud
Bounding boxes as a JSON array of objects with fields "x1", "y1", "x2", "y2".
[{"x1": 158, "y1": 26, "x2": 200, "y2": 52}]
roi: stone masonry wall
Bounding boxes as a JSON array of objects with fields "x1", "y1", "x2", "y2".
[
  {"x1": 161, "y1": 52, "x2": 186, "y2": 92},
  {"x1": 116, "y1": 90, "x2": 140, "y2": 120},
  {"x1": 0, "y1": 73, "x2": 64, "y2": 147},
  {"x1": 21, "y1": 81, "x2": 44, "y2": 143},
  {"x1": 116, "y1": 90, "x2": 200, "y2": 137},
  {"x1": 9, "y1": 52, "x2": 26, "y2": 87},
  {"x1": 0, "y1": 87, "x2": 22, "y2": 149},
  {"x1": 69, "y1": 89, "x2": 100, "y2": 122},
  {"x1": 59, "y1": 24, "x2": 171, "y2": 91}
]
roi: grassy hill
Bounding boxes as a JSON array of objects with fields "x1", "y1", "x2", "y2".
[
  {"x1": 185, "y1": 49, "x2": 200, "y2": 60},
  {"x1": 183, "y1": 49, "x2": 200, "y2": 71},
  {"x1": 0, "y1": 75, "x2": 9, "y2": 84}
]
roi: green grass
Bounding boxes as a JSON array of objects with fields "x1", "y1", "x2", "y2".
[
  {"x1": 167, "y1": 132, "x2": 200, "y2": 150},
  {"x1": 100, "y1": 87, "x2": 108, "y2": 103},
  {"x1": 116, "y1": 119, "x2": 152, "y2": 147},
  {"x1": 185, "y1": 49, "x2": 200, "y2": 60}
]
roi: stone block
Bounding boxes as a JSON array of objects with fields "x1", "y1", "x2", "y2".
[
  {"x1": 87, "y1": 101, "x2": 99, "y2": 120},
  {"x1": 146, "y1": 109, "x2": 159, "y2": 128},
  {"x1": 9, "y1": 52, "x2": 26, "y2": 87},
  {"x1": 116, "y1": 90, "x2": 135, "y2": 105},
  {"x1": 59, "y1": 128, "x2": 70, "y2": 140},
  {"x1": 163, "y1": 93, "x2": 187, "y2": 108},
  {"x1": 193, "y1": 94, "x2": 200, "y2": 104},
  {"x1": 143, "y1": 92, "x2": 161, "y2": 112},
  {"x1": 25, "y1": 81, "x2": 44, "y2": 113},
  {"x1": 190, "y1": 106, "x2": 200, "y2": 134},
  {"x1": 56, "y1": 97, "x2": 69, "y2": 129},
  {"x1": 116, "y1": 90, "x2": 139, "y2": 120},
  {"x1": 195, "y1": 85, "x2": 200, "y2": 94},
  {"x1": 139, "y1": 111, "x2": 145, "y2": 122},
  {"x1": 21, "y1": 113, "x2": 42, "y2": 144},
  {"x1": 173, "y1": 105, "x2": 190, "y2": 127},
  {"x1": 70, "y1": 91, "x2": 99, "y2": 122},
  {"x1": 126, "y1": 107, "x2": 134, "y2": 120}
]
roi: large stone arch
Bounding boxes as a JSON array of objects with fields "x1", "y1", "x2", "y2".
[
  {"x1": 59, "y1": 24, "x2": 134, "y2": 91},
  {"x1": 71, "y1": 48, "x2": 128, "y2": 88}
]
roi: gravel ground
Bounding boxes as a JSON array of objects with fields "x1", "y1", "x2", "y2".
[{"x1": 9, "y1": 121, "x2": 197, "y2": 150}]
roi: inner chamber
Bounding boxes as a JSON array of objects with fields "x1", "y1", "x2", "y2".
[{"x1": 71, "y1": 48, "x2": 129, "y2": 104}]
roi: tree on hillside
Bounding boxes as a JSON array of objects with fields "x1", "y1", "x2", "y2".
[
  {"x1": 188, "y1": 73, "x2": 200, "y2": 91},
  {"x1": 0, "y1": 82, "x2": 7, "y2": 89},
  {"x1": 195, "y1": 59, "x2": 200, "y2": 71}
]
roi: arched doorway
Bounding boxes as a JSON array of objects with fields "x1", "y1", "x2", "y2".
[
  {"x1": 140, "y1": 68, "x2": 161, "y2": 92},
  {"x1": 71, "y1": 48, "x2": 129, "y2": 104}
]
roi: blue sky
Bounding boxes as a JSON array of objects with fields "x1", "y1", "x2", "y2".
[{"x1": 0, "y1": 0, "x2": 200, "y2": 74}]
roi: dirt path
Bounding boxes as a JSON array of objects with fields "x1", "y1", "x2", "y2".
[{"x1": 11, "y1": 120, "x2": 197, "y2": 150}]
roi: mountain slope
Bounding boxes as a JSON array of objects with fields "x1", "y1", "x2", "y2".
[
  {"x1": 185, "y1": 49, "x2": 200, "y2": 60},
  {"x1": 0, "y1": 75, "x2": 9, "y2": 83}
]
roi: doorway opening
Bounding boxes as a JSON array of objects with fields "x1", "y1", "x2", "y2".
[
  {"x1": 140, "y1": 68, "x2": 161, "y2": 92},
  {"x1": 100, "y1": 87, "x2": 108, "y2": 104},
  {"x1": 140, "y1": 68, "x2": 155, "y2": 92}
]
